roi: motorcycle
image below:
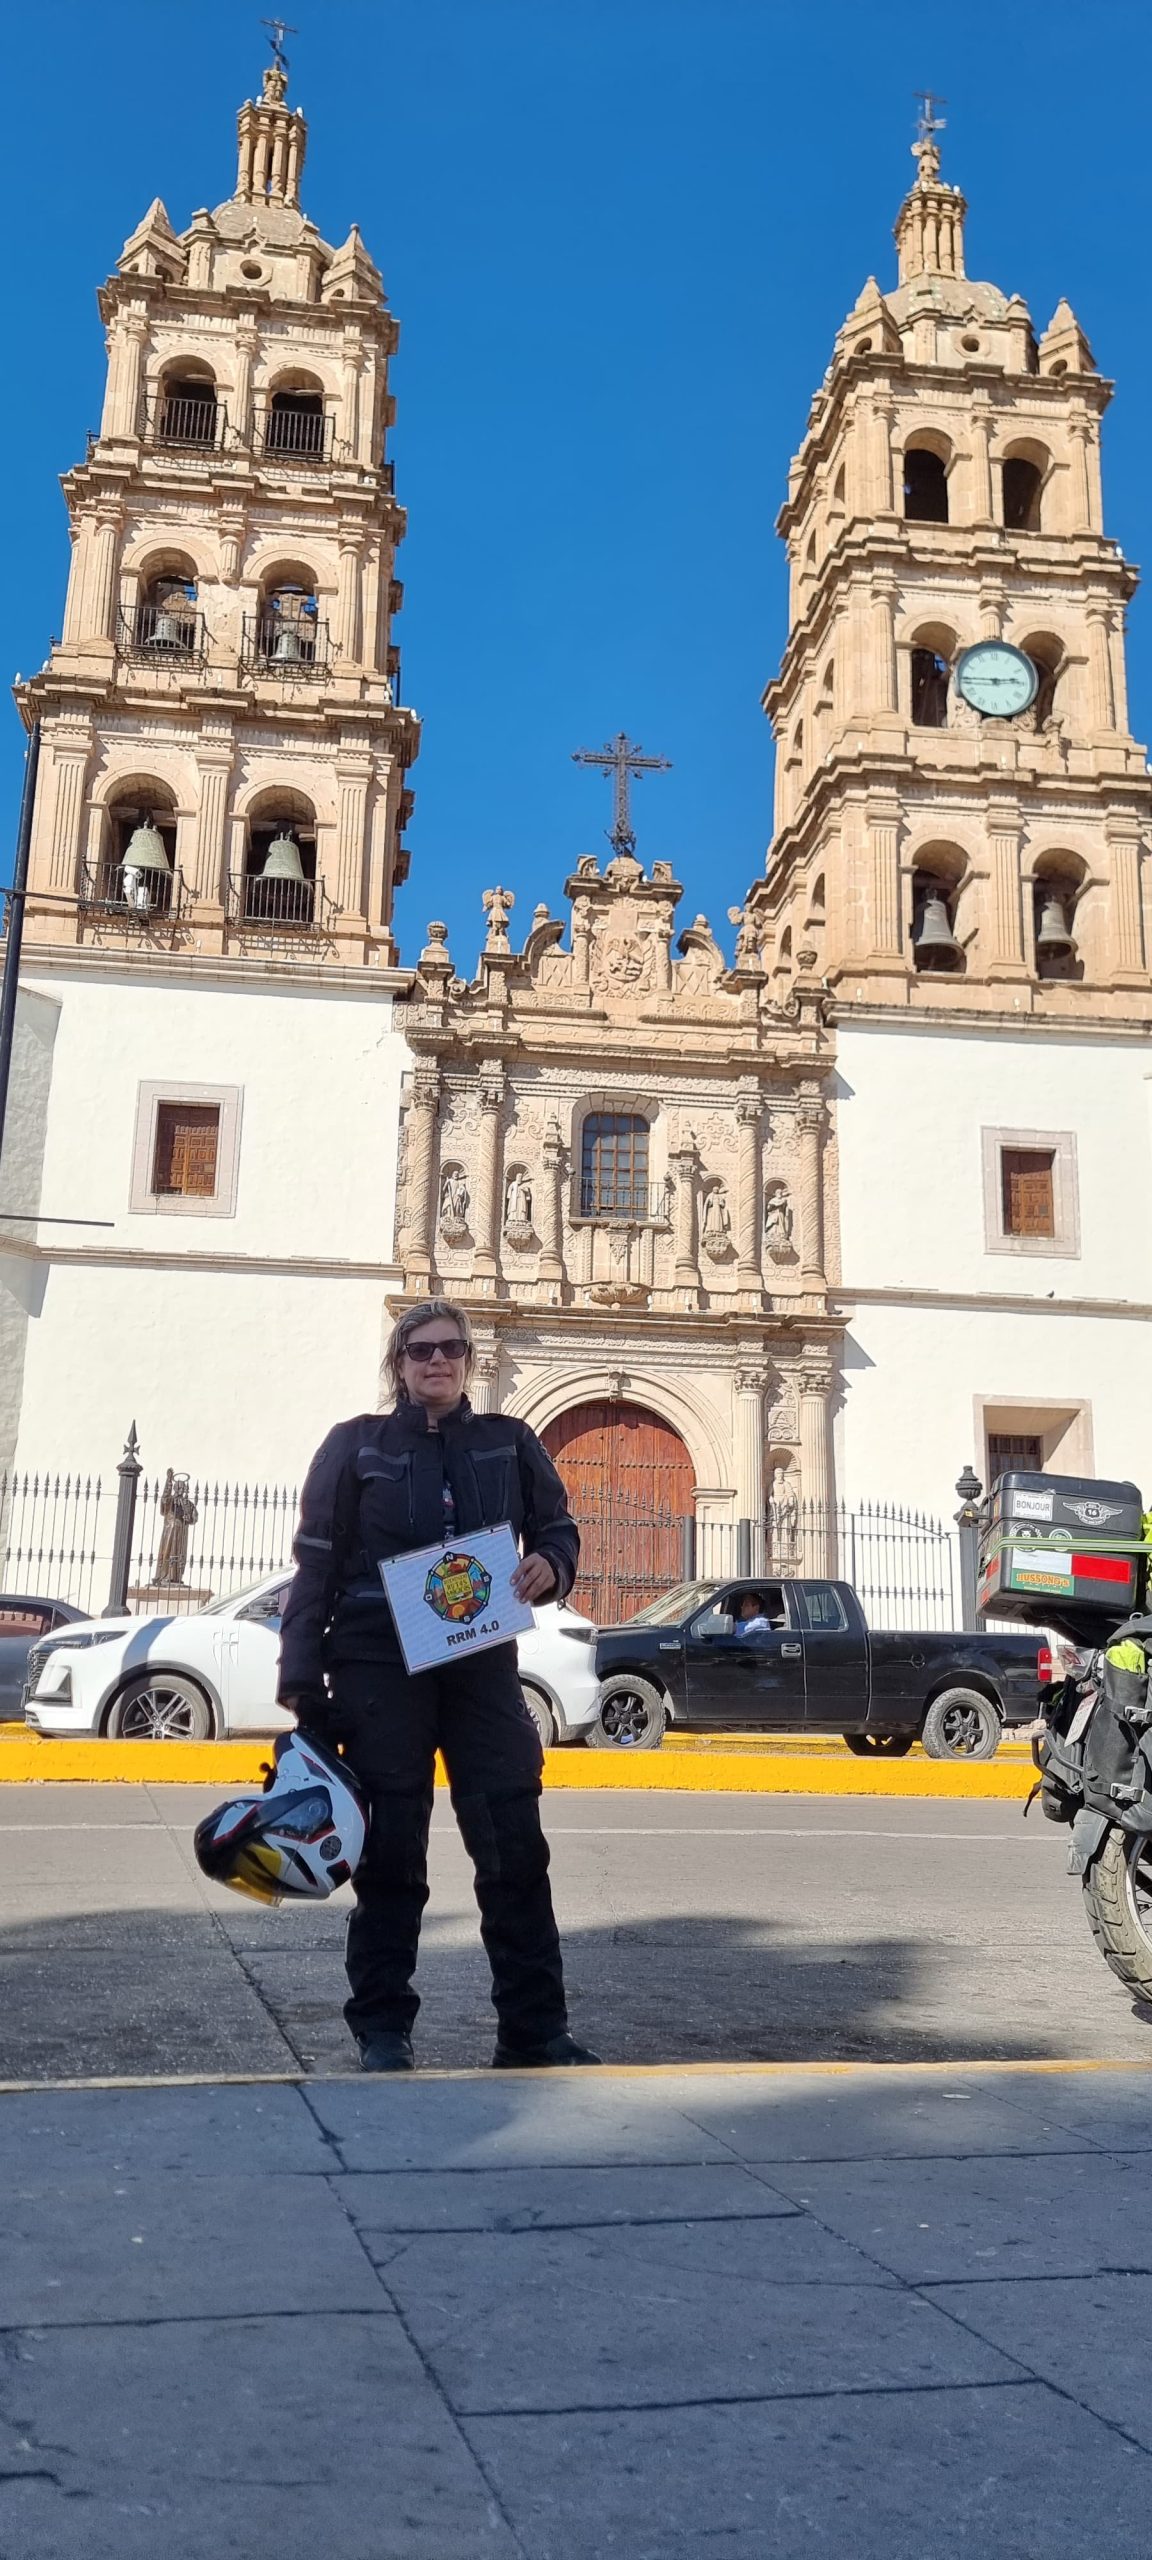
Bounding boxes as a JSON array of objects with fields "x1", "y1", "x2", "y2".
[{"x1": 1032, "y1": 1618, "x2": 1152, "y2": 1998}]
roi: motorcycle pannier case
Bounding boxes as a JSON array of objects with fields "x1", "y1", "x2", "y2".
[{"x1": 978, "y1": 1472, "x2": 1145, "y2": 1629}]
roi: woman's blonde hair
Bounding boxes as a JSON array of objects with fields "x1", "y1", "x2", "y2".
[{"x1": 384, "y1": 1298, "x2": 475, "y2": 1405}]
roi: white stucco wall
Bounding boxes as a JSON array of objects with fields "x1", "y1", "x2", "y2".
[
  {"x1": 6, "y1": 961, "x2": 411, "y2": 1481},
  {"x1": 834, "y1": 1020, "x2": 1152, "y2": 1511}
]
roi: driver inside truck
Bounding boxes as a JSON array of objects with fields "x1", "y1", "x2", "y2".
[{"x1": 733, "y1": 1589, "x2": 786, "y2": 1635}]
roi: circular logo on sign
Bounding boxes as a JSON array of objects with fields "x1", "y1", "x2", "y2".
[
  {"x1": 1071, "y1": 1500, "x2": 1120, "y2": 1527},
  {"x1": 425, "y1": 1550, "x2": 493, "y2": 1624},
  {"x1": 319, "y1": 1834, "x2": 343, "y2": 1863}
]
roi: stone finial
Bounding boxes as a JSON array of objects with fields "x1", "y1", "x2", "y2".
[
  {"x1": 322, "y1": 223, "x2": 385, "y2": 308},
  {"x1": 117, "y1": 198, "x2": 187, "y2": 283},
  {"x1": 839, "y1": 276, "x2": 901, "y2": 360},
  {"x1": 418, "y1": 920, "x2": 453, "y2": 982},
  {"x1": 1037, "y1": 299, "x2": 1097, "y2": 378}
]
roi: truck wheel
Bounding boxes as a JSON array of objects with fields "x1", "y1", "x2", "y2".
[
  {"x1": 920, "y1": 1689, "x2": 1002, "y2": 1761},
  {"x1": 1081, "y1": 1827, "x2": 1152, "y2": 2001},
  {"x1": 105, "y1": 1675, "x2": 213, "y2": 1741},
  {"x1": 588, "y1": 1677, "x2": 667, "y2": 1750},
  {"x1": 843, "y1": 1731, "x2": 914, "y2": 1758}
]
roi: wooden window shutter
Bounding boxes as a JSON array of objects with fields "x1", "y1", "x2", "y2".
[
  {"x1": 153, "y1": 1103, "x2": 221, "y2": 1198},
  {"x1": 1001, "y1": 1148, "x2": 1055, "y2": 1238}
]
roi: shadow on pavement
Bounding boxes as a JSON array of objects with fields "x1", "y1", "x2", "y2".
[{"x1": 2, "y1": 1900, "x2": 1146, "y2": 2081}]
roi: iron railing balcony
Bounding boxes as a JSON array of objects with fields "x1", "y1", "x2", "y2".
[
  {"x1": 226, "y1": 868, "x2": 336, "y2": 934},
  {"x1": 79, "y1": 859, "x2": 186, "y2": 924},
  {"x1": 240, "y1": 613, "x2": 332, "y2": 680},
  {"x1": 259, "y1": 409, "x2": 332, "y2": 462},
  {"x1": 117, "y1": 605, "x2": 208, "y2": 666},
  {"x1": 577, "y1": 1180, "x2": 672, "y2": 1223},
  {"x1": 145, "y1": 394, "x2": 228, "y2": 451}
]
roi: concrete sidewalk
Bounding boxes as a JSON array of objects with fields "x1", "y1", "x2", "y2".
[{"x1": 3, "y1": 2063, "x2": 1152, "y2": 2557}]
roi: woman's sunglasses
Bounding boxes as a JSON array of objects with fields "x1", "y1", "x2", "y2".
[{"x1": 404, "y1": 1336, "x2": 468, "y2": 1363}]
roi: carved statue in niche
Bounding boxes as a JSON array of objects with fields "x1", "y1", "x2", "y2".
[
  {"x1": 766, "y1": 1461, "x2": 800, "y2": 1556},
  {"x1": 700, "y1": 1182, "x2": 732, "y2": 1258},
  {"x1": 439, "y1": 1165, "x2": 470, "y2": 1239},
  {"x1": 763, "y1": 1183, "x2": 795, "y2": 1261},
  {"x1": 503, "y1": 1169, "x2": 534, "y2": 1247}
]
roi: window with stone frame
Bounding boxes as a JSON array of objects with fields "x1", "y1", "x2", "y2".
[
  {"x1": 580, "y1": 1113, "x2": 650, "y2": 1219},
  {"x1": 152, "y1": 1102, "x2": 221, "y2": 1199},
  {"x1": 981, "y1": 1127, "x2": 1079, "y2": 1259}
]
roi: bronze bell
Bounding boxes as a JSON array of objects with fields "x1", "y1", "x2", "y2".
[
  {"x1": 261, "y1": 830, "x2": 306, "y2": 883},
  {"x1": 912, "y1": 888, "x2": 963, "y2": 971},
  {"x1": 123, "y1": 819, "x2": 171, "y2": 874},
  {"x1": 1036, "y1": 890, "x2": 1074, "y2": 958}
]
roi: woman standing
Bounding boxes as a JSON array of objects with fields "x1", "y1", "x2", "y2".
[{"x1": 277, "y1": 1300, "x2": 599, "y2": 2073}]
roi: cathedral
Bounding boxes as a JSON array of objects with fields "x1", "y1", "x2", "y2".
[{"x1": 2, "y1": 69, "x2": 1150, "y2": 1617}]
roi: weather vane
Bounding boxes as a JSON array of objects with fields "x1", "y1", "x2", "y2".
[
  {"x1": 262, "y1": 16, "x2": 297, "y2": 75},
  {"x1": 571, "y1": 731, "x2": 672, "y2": 861}
]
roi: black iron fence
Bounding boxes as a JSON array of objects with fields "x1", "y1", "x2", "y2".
[
  {"x1": 0, "y1": 1432, "x2": 985, "y2": 1635},
  {"x1": 0, "y1": 1445, "x2": 297, "y2": 1618}
]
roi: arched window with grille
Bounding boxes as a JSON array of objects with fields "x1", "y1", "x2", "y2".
[{"x1": 580, "y1": 1113, "x2": 650, "y2": 1219}]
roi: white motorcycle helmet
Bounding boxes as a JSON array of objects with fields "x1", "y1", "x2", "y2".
[{"x1": 194, "y1": 1729, "x2": 367, "y2": 1905}]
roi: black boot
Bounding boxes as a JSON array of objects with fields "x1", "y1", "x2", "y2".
[
  {"x1": 492, "y1": 2030, "x2": 601, "y2": 2068},
  {"x1": 356, "y1": 2030, "x2": 415, "y2": 2073}
]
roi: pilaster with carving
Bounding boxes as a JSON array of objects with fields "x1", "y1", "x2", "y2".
[
  {"x1": 399, "y1": 1064, "x2": 441, "y2": 1289},
  {"x1": 470, "y1": 1074, "x2": 506, "y2": 1293},
  {"x1": 668, "y1": 1128, "x2": 701, "y2": 1299},
  {"x1": 797, "y1": 1355, "x2": 834, "y2": 1573},
  {"x1": 795, "y1": 1101, "x2": 826, "y2": 1293}
]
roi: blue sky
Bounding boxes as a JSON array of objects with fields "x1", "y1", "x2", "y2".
[{"x1": 5, "y1": 0, "x2": 1150, "y2": 968}]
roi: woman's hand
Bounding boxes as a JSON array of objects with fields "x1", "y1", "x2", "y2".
[{"x1": 512, "y1": 1553, "x2": 558, "y2": 1605}]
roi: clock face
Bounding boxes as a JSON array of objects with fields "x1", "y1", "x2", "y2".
[{"x1": 954, "y1": 641, "x2": 1038, "y2": 718}]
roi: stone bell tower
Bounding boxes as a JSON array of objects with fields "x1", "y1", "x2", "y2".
[
  {"x1": 17, "y1": 48, "x2": 419, "y2": 960},
  {"x1": 747, "y1": 103, "x2": 1150, "y2": 1015}
]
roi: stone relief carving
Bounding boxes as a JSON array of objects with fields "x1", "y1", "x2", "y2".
[
  {"x1": 700, "y1": 1182, "x2": 732, "y2": 1259},
  {"x1": 438, "y1": 1164, "x2": 470, "y2": 1240},
  {"x1": 766, "y1": 1460, "x2": 800, "y2": 1555},
  {"x1": 593, "y1": 930, "x2": 654, "y2": 994}
]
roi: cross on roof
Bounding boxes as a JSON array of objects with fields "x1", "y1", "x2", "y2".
[
  {"x1": 262, "y1": 16, "x2": 297, "y2": 73},
  {"x1": 571, "y1": 731, "x2": 672, "y2": 859},
  {"x1": 912, "y1": 89, "x2": 947, "y2": 180}
]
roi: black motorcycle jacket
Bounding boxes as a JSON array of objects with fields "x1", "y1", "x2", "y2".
[{"x1": 277, "y1": 1398, "x2": 580, "y2": 1699}]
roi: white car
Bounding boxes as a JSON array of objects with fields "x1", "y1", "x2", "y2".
[{"x1": 22, "y1": 1572, "x2": 600, "y2": 1746}]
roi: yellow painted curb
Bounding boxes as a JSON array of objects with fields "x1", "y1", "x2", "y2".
[
  {"x1": 0, "y1": 1730, "x2": 1036, "y2": 1799},
  {"x1": 0, "y1": 2055, "x2": 1146, "y2": 2096}
]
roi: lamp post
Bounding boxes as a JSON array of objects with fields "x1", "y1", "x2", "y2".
[{"x1": 954, "y1": 1463, "x2": 984, "y2": 1632}]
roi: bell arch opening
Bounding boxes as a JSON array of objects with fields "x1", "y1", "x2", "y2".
[{"x1": 241, "y1": 786, "x2": 318, "y2": 927}]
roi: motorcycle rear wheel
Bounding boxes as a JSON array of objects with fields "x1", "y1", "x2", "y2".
[{"x1": 1081, "y1": 1827, "x2": 1152, "y2": 2002}]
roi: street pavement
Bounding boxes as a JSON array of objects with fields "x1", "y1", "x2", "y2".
[
  {"x1": 1, "y1": 1782, "x2": 1151, "y2": 2079},
  {"x1": 4, "y1": 1786, "x2": 1152, "y2": 2556}
]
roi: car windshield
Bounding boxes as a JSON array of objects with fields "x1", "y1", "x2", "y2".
[
  {"x1": 622, "y1": 1583, "x2": 717, "y2": 1626},
  {"x1": 202, "y1": 1577, "x2": 291, "y2": 1617}
]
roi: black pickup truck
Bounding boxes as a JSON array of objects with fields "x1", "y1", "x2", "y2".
[{"x1": 590, "y1": 1574, "x2": 1043, "y2": 1758}]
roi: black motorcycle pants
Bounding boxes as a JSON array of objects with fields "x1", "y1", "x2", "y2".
[{"x1": 326, "y1": 1648, "x2": 568, "y2": 2050}]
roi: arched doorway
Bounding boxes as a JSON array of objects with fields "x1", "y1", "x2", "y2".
[{"x1": 542, "y1": 1401, "x2": 695, "y2": 1624}]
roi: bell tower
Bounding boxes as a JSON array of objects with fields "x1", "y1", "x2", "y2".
[
  {"x1": 747, "y1": 105, "x2": 1151, "y2": 1016},
  {"x1": 17, "y1": 49, "x2": 419, "y2": 962}
]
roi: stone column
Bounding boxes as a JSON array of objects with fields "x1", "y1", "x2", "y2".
[
  {"x1": 193, "y1": 748, "x2": 234, "y2": 906},
  {"x1": 978, "y1": 581, "x2": 1005, "y2": 642},
  {"x1": 734, "y1": 1096, "x2": 762, "y2": 1290},
  {"x1": 46, "y1": 742, "x2": 91, "y2": 891},
  {"x1": 1068, "y1": 416, "x2": 1094, "y2": 533},
  {"x1": 471, "y1": 1074, "x2": 505, "y2": 1292},
  {"x1": 1106, "y1": 821, "x2": 1147, "y2": 981},
  {"x1": 336, "y1": 537, "x2": 363, "y2": 666},
  {"x1": 102, "y1": 314, "x2": 149, "y2": 439},
  {"x1": 864, "y1": 791, "x2": 902, "y2": 962},
  {"x1": 1086, "y1": 603, "x2": 1116, "y2": 729},
  {"x1": 798, "y1": 1356, "x2": 834, "y2": 1574},
  {"x1": 470, "y1": 1341, "x2": 500, "y2": 1414},
  {"x1": 870, "y1": 570, "x2": 898, "y2": 714},
  {"x1": 88, "y1": 509, "x2": 122, "y2": 642},
  {"x1": 970, "y1": 400, "x2": 994, "y2": 523},
  {"x1": 986, "y1": 798, "x2": 1027, "y2": 979},
  {"x1": 795, "y1": 1102, "x2": 826, "y2": 1292},
  {"x1": 537, "y1": 1116, "x2": 566, "y2": 1292},
  {"x1": 669, "y1": 1129, "x2": 700, "y2": 1298},
  {"x1": 733, "y1": 1366, "x2": 767, "y2": 1550},
  {"x1": 334, "y1": 755, "x2": 370, "y2": 913},
  {"x1": 872, "y1": 398, "x2": 894, "y2": 513},
  {"x1": 399, "y1": 1065, "x2": 440, "y2": 1288},
  {"x1": 341, "y1": 339, "x2": 364, "y2": 459},
  {"x1": 1108, "y1": 612, "x2": 1130, "y2": 736},
  {"x1": 218, "y1": 510, "x2": 247, "y2": 585},
  {"x1": 232, "y1": 329, "x2": 258, "y2": 447}
]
